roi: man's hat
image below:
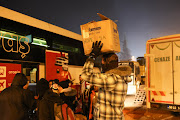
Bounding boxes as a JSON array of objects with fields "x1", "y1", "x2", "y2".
[
  {"x1": 58, "y1": 79, "x2": 71, "y2": 89},
  {"x1": 53, "y1": 79, "x2": 60, "y2": 84}
]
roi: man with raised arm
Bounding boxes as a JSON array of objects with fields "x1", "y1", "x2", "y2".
[{"x1": 80, "y1": 41, "x2": 132, "y2": 120}]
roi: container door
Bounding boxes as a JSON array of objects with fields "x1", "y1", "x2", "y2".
[
  {"x1": 173, "y1": 41, "x2": 180, "y2": 104},
  {"x1": 149, "y1": 42, "x2": 173, "y2": 104}
]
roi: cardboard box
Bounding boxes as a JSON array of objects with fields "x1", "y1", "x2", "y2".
[{"x1": 80, "y1": 13, "x2": 120, "y2": 55}]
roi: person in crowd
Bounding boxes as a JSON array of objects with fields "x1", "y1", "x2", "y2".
[
  {"x1": 24, "y1": 78, "x2": 37, "y2": 120},
  {"x1": 39, "y1": 79, "x2": 75, "y2": 120},
  {"x1": 34, "y1": 78, "x2": 49, "y2": 119},
  {"x1": 59, "y1": 79, "x2": 77, "y2": 111},
  {"x1": 0, "y1": 73, "x2": 36, "y2": 120},
  {"x1": 36, "y1": 78, "x2": 49, "y2": 100},
  {"x1": 82, "y1": 86, "x2": 91, "y2": 119},
  {"x1": 39, "y1": 79, "x2": 63, "y2": 120},
  {"x1": 49, "y1": 79, "x2": 54, "y2": 88},
  {"x1": 80, "y1": 41, "x2": 132, "y2": 120},
  {"x1": 88, "y1": 85, "x2": 98, "y2": 120}
]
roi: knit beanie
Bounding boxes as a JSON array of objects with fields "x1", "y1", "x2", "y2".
[
  {"x1": 102, "y1": 53, "x2": 118, "y2": 73},
  {"x1": 58, "y1": 79, "x2": 70, "y2": 89}
]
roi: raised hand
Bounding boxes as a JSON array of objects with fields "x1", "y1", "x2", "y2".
[{"x1": 90, "y1": 41, "x2": 103, "y2": 59}]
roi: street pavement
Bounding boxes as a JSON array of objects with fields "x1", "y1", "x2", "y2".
[{"x1": 123, "y1": 95, "x2": 180, "y2": 120}]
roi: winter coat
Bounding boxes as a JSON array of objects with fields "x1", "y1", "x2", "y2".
[
  {"x1": 81, "y1": 59, "x2": 132, "y2": 120},
  {"x1": 0, "y1": 73, "x2": 35, "y2": 120},
  {"x1": 39, "y1": 89, "x2": 64, "y2": 120},
  {"x1": 60, "y1": 88, "x2": 77, "y2": 111}
]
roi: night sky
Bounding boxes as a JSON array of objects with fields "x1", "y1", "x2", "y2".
[{"x1": 1, "y1": 0, "x2": 180, "y2": 59}]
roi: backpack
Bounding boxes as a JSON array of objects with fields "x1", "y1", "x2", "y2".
[{"x1": 54, "y1": 103, "x2": 75, "y2": 120}]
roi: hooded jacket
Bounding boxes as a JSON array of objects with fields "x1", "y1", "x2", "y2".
[
  {"x1": 0, "y1": 73, "x2": 35, "y2": 120},
  {"x1": 39, "y1": 89, "x2": 64, "y2": 120}
]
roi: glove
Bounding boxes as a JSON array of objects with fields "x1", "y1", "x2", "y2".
[{"x1": 90, "y1": 41, "x2": 103, "y2": 59}]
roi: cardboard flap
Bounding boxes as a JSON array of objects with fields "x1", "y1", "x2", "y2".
[
  {"x1": 97, "y1": 13, "x2": 110, "y2": 20},
  {"x1": 87, "y1": 20, "x2": 96, "y2": 24}
]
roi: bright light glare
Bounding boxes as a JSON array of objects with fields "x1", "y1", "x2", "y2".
[{"x1": 131, "y1": 56, "x2": 136, "y2": 61}]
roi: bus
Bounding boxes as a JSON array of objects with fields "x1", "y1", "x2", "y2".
[
  {"x1": 0, "y1": 6, "x2": 88, "y2": 94},
  {"x1": 118, "y1": 61, "x2": 141, "y2": 95}
]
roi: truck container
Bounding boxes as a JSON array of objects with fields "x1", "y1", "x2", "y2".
[{"x1": 145, "y1": 34, "x2": 180, "y2": 112}]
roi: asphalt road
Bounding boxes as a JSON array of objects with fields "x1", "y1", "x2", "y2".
[
  {"x1": 123, "y1": 106, "x2": 180, "y2": 120},
  {"x1": 124, "y1": 95, "x2": 180, "y2": 120}
]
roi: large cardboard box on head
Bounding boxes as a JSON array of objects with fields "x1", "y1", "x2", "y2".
[{"x1": 80, "y1": 13, "x2": 120, "y2": 55}]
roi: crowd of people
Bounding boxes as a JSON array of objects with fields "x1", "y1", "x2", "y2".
[
  {"x1": 0, "y1": 41, "x2": 132, "y2": 120},
  {"x1": 0, "y1": 73, "x2": 98, "y2": 120}
]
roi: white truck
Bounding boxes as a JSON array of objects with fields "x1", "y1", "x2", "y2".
[{"x1": 145, "y1": 34, "x2": 180, "y2": 112}]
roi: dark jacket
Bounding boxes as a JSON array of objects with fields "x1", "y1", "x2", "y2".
[
  {"x1": 0, "y1": 73, "x2": 35, "y2": 120},
  {"x1": 39, "y1": 89, "x2": 64, "y2": 120},
  {"x1": 60, "y1": 88, "x2": 77, "y2": 111}
]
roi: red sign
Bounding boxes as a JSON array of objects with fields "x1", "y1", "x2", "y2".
[
  {"x1": 46, "y1": 50, "x2": 71, "y2": 81},
  {"x1": 0, "y1": 63, "x2": 21, "y2": 91}
]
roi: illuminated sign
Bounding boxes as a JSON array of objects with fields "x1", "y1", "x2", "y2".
[
  {"x1": 0, "y1": 79, "x2": 6, "y2": 91},
  {"x1": 0, "y1": 66, "x2": 6, "y2": 77},
  {"x1": 0, "y1": 31, "x2": 30, "y2": 59}
]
